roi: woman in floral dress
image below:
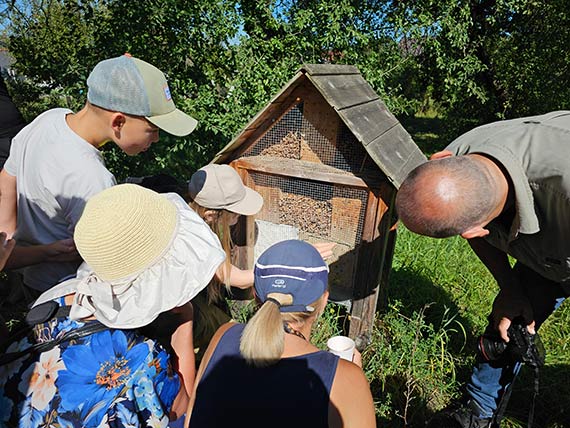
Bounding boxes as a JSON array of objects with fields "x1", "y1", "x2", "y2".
[{"x1": 0, "y1": 183, "x2": 225, "y2": 428}]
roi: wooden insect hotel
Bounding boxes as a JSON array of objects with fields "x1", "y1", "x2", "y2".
[{"x1": 212, "y1": 64, "x2": 426, "y2": 347}]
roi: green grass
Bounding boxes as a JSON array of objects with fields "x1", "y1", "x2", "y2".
[
  {"x1": 377, "y1": 226, "x2": 570, "y2": 427},
  {"x1": 399, "y1": 113, "x2": 448, "y2": 156}
]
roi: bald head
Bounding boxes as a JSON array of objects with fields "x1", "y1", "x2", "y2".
[{"x1": 395, "y1": 155, "x2": 499, "y2": 238}]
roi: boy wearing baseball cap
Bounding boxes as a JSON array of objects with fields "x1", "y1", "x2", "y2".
[{"x1": 0, "y1": 54, "x2": 197, "y2": 294}]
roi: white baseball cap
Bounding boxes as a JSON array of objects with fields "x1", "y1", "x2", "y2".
[{"x1": 188, "y1": 164, "x2": 263, "y2": 216}]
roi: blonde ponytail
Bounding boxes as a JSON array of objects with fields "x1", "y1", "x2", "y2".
[{"x1": 240, "y1": 293, "x2": 293, "y2": 367}]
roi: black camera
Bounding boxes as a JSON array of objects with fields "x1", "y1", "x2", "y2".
[{"x1": 477, "y1": 322, "x2": 545, "y2": 368}]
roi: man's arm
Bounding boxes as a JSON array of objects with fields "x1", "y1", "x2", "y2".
[
  {"x1": 467, "y1": 237, "x2": 534, "y2": 341},
  {"x1": 467, "y1": 237, "x2": 513, "y2": 286}
]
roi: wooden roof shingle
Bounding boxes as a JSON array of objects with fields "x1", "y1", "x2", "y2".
[{"x1": 213, "y1": 64, "x2": 426, "y2": 188}]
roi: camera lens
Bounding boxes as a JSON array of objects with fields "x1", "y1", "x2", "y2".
[{"x1": 477, "y1": 335, "x2": 508, "y2": 361}]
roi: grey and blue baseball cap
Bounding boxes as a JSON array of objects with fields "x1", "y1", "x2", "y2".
[
  {"x1": 87, "y1": 54, "x2": 197, "y2": 136},
  {"x1": 254, "y1": 240, "x2": 329, "y2": 313}
]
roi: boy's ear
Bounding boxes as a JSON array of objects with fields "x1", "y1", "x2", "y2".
[
  {"x1": 461, "y1": 225, "x2": 490, "y2": 239},
  {"x1": 110, "y1": 113, "x2": 126, "y2": 131},
  {"x1": 430, "y1": 150, "x2": 454, "y2": 160}
]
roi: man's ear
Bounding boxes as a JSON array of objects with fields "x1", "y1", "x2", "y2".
[
  {"x1": 430, "y1": 150, "x2": 454, "y2": 160},
  {"x1": 110, "y1": 113, "x2": 126, "y2": 132},
  {"x1": 461, "y1": 225, "x2": 490, "y2": 239}
]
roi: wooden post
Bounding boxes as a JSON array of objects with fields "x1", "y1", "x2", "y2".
[{"x1": 348, "y1": 184, "x2": 395, "y2": 350}]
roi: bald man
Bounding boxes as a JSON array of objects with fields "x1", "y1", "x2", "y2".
[{"x1": 396, "y1": 111, "x2": 570, "y2": 428}]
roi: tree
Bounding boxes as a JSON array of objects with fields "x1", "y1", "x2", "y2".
[
  {"x1": 3, "y1": 0, "x2": 567, "y2": 177},
  {"x1": 1, "y1": 0, "x2": 420, "y2": 179},
  {"x1": 387, "y1": 0, "x2": 570, "y2": 135}
]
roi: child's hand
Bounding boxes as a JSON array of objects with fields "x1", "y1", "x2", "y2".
[
  {"x1": 44, "y1": 239, "x2": 81, "y2": 262},
  {"x1": 0, "y1": 231, "x2": 16, "y2": 270},
  {"x1": 312, "y1": 242, "x2": 336, "y2": 260}
]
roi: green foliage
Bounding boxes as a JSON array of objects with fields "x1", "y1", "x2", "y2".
[
  {"x1": 3, "y1": 0, "x2": 570, "y2": 175},
  {"x1": 374, "y1": 0, "x2": 569, "y2": 139},
  {"x1": 398, "y1": 113, "x2": 447, "y2": 156},
  {"x1": 311, "y1": 302, "x2": 348, "y2": 349},
  {"x1": 363, "y1": 301, "x2": 464, "y2": 426},
  {"x1": 0, "y1": 0, "x2": 428, "y2": 179},
  {"x1": 489, "y1": 0, "x2": 570, "y2": 117}
]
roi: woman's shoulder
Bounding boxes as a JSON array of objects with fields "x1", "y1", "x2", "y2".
[
  {"x1": 212, "y1": 321, "x2": 240, "y2": 343},
  {"x1": 330, "y1": 358, "x2": 374, "y2": 403},
  {"x1": 329, "y1": 358, "x2": 376, "y2": 428},
  {"x1": 334, "y1": 357, "x2": 367, "y2": 379},
  {"x1": 199, "y1": 322, "x2": 240, "y2": 363}
]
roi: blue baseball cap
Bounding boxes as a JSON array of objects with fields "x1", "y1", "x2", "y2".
[{"x1": 254, "y1": 240, "x2": 329, "y2": 313}]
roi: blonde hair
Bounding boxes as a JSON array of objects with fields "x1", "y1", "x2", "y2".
[
  {"x1": 189, "y1": 201, "x2": 234, "y2": 303},
  {"x1": 239, "y1": 293, "x2": 326, "y2": 368}
]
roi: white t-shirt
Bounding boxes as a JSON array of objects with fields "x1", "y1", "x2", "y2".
[{"x1": 4, "y1": 108, "x2": 116, "y2": 290}]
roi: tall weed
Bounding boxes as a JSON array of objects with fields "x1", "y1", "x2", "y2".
[{"x1": 362, "y1": 301, "x2": 464, "y2": 427}]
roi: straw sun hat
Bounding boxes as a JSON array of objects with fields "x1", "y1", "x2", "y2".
[{"x1": 34, "y1": 184, "x2": 225, "y2": 328}]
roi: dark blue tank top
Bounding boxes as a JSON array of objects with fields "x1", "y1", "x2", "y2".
[{"x1": 190, "y1": 323, "x2": 340, "y2": 428}]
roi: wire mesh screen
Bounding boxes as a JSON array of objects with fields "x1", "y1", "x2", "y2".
[
  {"x1": 245, "y1": 170, "x2": 369, "y2": 300},
  {"x1": 242, "y1": 102, "x2": 377, "y2": 173}
]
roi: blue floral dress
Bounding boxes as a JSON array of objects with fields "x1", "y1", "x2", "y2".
[{"x1": 0, "y1": 300, "x2": 181, "y2": 428}]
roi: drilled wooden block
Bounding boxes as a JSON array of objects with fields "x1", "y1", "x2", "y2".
[{"x1": 331, "y1": 195, "x2": 362, "y2": 247}]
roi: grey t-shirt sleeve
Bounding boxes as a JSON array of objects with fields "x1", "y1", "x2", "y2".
[{"x1": 55, "y1": 164, "x2": 116, "y2": 234}]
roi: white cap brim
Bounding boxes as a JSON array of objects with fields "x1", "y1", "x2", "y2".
[
  {"x1": 224, "y1": 187, "x2": 264, "y2": 216},
  {"x1": 148, "y1": 108, "x2": 198, "y2": 137}
]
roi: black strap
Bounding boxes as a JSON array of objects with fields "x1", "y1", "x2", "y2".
[
  {"x1": 266, "y1": 297, "x2": 281, "y2": 307},
  {"x1": 25, "y1": 303, "x2": 71, "y2": 325},
  {"x1": 492, "y1": 365, "x2": 540, "y2": 428},
  {"x1": 0, "y1": 306, "x2": 109, "y2": 366},
  {"x1": 527, "y1": 367, "x2": 540, "y2": 428},
  {"x1": 492, "y1": 378, "x2": 513, "y2": 427}
]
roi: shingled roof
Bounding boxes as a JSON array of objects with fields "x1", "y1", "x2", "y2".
[{"x1": 212, "y1": 64, "x2": 426, "y2": 188}]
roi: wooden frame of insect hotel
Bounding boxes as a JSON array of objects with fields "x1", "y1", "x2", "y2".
[{"x1": 212, "y1": 64, "x2": 426, "y2": 347}]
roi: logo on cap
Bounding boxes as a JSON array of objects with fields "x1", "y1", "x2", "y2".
[{"x1": 163, "y1": 85, "x2": 172, "y2": 101}]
